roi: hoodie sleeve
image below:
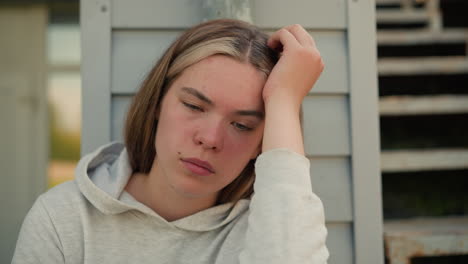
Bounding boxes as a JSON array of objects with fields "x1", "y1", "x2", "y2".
[
  {"x1": 239, "y1": 148, "x2": 329, "y2": 264},
  {"x1": 12, "y1": 195, "x2": 65, "y2": 264}
]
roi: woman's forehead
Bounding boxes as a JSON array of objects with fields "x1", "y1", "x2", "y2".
[{"x1": 171, "y1": 55, "x2": 266, "y2": 108}]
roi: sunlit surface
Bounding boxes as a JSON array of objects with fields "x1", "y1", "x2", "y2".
[{"x1": 47, "y1": 23, "x2": 81, "y2": 188}]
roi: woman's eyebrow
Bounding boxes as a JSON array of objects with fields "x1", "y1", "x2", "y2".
[{"x1": 181, "y1": 87, "x2": 213, "y2": 105}]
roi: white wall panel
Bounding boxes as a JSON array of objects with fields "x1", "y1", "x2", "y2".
[
  {"x1": 112, "y1": 30, "x2": 347, "y2": 95},
  {"x1": 111, "y1": 0, "x2": 346, "y2": 30},
  {"x1": 111, "y1": 95, "x2": 131, "y2": 141},
  {"x1": 311, "y1": 157, "x2": 353, "y2": 222},
  {"x1": 254, "y1": 0, "x2": 346, "y2": 29},
  {"x1": 326, "y1": 223, "x2": 354, "y2": 264},
  {"x1": 112, "y1": 30, "x2": 181, "y2": 94},
  {"x1": 112, "y1": 0, "x2": 203, "y2": 29},
  {"x1": 303, "y1": 95, "x2": 350, "y2": 156},
  {"x1": 312, "y1": 31, "x2": 349, "y2": 94}
]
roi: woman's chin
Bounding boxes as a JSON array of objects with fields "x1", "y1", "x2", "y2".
[{"x1": 169, "y1": 180, "x2": 218, "y2": 201}]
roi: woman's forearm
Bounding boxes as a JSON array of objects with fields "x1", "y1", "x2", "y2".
[
  {"x1": 261, "y1": 25, "x2": 323, "y2": 156},
  {"x1": 262, "y1": 96, "x2": 305, "y2": 155}
]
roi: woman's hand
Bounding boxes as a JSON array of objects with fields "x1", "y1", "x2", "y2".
[
  {"x1": 261, "y1": 25, "x2": 324, "y2": 155},
  {"x1": 263, "y1": 24, "x2": 324, "y2": 109}
]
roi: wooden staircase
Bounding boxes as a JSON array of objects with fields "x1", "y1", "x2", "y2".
[
  {"x1": 376, "y1": 0, "x2": 468, "y2": 263},
  {"x1": 377, "y1": 0, "x2": 468, "y2": 173}
]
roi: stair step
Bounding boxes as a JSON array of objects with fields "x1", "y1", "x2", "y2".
[
  {"x1": 380, "y1": 95, "x2": 468, "y2": 115},
  {"x1": 376, "y1": 0, "x2": 402, "y2": 5},
  {"x1": 378, "y1": 56, "x2": 468, "y2": 75},
  {"x1": 377, "y1": 30, "x2": 468, "y2": 45},
  {"x1": 384, "y1": 217, "x2": 468, "y2": 262},
  {"x1": 384, "y1": 216, "x2": 468, "y2": 236},
  {"x1": 381, "y1": 149, "x2": 468, "y2": 172},
  {"x1": 377, "y1": 9, "x2": 431, "y2": 24}
]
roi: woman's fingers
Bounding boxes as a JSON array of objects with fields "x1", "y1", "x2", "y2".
[
  {"x1": 263, "y1": 23, "x2": 324, "y2": 106},
  {"x1": 284, "y1": 24, "x2": 315, "y2": 47},
  {"x1": 267, "y1": 28, "x2": 301, "y2": 52},
  {"x1": 268, "y1": 24, "x2": 316, "y2": 51}
]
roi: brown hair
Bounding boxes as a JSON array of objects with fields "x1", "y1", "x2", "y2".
[{"x1": 124, "y1": 19, "x2": 278, "y2": 204}]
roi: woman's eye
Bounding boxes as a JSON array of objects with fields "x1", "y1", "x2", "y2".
[
  {"x1": 232, "y1": 122, "x2": 252, "y2": 131},
  {"x1": 183, "y1": 102, "x2": 203, "y2": 112}
]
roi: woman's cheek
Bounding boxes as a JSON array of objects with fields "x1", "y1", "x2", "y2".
[{"x1": 230, "y1": 134, "x2": 258, "y2": 155}]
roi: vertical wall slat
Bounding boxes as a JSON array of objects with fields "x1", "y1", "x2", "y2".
[
  {"x1": 81, "y1": 0, "x2": 112, "y2": 155},
  {"x1": 347, "y1": 0, "x2": 384, "y2": 263}
]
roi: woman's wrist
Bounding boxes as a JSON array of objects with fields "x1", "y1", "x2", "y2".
[
  {"x1": 262, "y1": 97, "x2": 305, "y2": 155},
  {"x1": 263, "y1": 87, "x2": 302, "y2": 112}
]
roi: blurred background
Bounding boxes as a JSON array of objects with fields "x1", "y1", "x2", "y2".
[
  {"x1": 0, "y1": 1, "x2": 80, "y2": 262},
  {"x1": 45, "y1": 3, "x2": 81, "y2": 188},
  {"x1": 0, "y1": 0, "x2": 467, "y2": 263}
]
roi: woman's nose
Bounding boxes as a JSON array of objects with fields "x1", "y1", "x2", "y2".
[{"x1": 193, "y1": 121, "x2": 224, "y2": 151}]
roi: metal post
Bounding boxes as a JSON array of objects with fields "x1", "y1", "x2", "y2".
[{"x1": 427, "y1": 0, "x2": 441, "y2": 32}]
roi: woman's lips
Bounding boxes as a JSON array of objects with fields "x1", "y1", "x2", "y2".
[{"x1": 181, "y1": 158, "x2": 214, "y2": 176}]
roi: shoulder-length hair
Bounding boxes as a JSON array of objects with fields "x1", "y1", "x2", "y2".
[{"x1": 124, "y1": 19, "x2": 278, "y2": 204}]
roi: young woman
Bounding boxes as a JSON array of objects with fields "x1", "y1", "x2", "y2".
[{"x1": 13, "y1": 19, "x2": 328, "y2": 263}]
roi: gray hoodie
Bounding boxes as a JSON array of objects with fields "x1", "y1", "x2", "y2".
[{"x1": 12, "y1": 142, "x2": 329, "y2": 263}]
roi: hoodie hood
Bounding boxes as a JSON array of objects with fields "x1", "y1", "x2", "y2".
[{"x1": 75, "y1": 142, "x2": 249, "y2": 232}]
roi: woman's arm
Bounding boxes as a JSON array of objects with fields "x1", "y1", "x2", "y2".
[
  {"x1": 261, "y1": 24, "x2": 324, "y2": 155},
  {"x1": 239, "y1": 149, "x2": 329, "y2": 263},
  {"x1": 239, "y1": 25, "x2": 328, "y2": 263}
]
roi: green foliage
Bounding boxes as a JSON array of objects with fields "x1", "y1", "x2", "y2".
[{"x1": 48, "y1": 103, "x2": 80, "y2": 161}]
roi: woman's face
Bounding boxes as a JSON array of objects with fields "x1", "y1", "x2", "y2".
[{"x1": 154, "y1": 55, "x2": 266, "y2": 200}]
